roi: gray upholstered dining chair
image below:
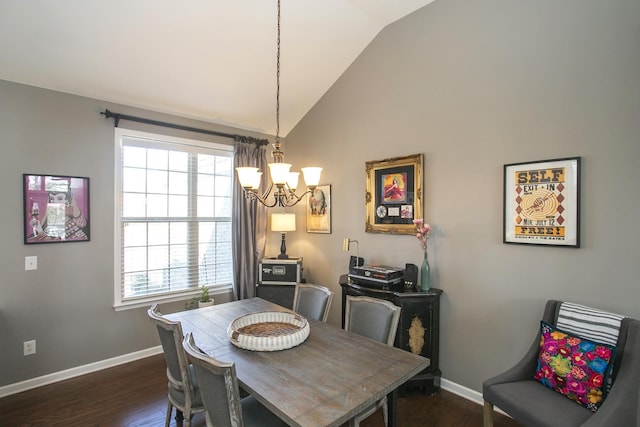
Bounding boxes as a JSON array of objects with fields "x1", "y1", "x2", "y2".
[
  {"x1": 344, "y1": 295, "x2": 402, "y2": 427},
  {"x1": 148, "y1": 304, "x2": 205, "y2": 427},
  {"x1": 182, "y1": 332, "x2": 287, "y2": 427},
  {"x1": 292, "y1": 283, "x2": 334, "y2": 322},
  {"x1": 483, "y1": 300, "x2": 640, "y2": 427}
]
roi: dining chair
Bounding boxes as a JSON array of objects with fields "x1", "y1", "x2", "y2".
[
  {"x1": 148, "y1": 304, "x2": 205, "y2": 427},
  {"x1": 292, "y1": 283, "x2": 334, "y2": 322},
  {"x1": 182, "y1": 332, "x2": 287, "y2": 427},
  {"x1": 344, "y1": 295, "x2": 402, "y2": 427}
]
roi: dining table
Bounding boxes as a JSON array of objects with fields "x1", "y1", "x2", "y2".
[{"x1": 166, "y1": 297, "x2": 429, "y2": 427}]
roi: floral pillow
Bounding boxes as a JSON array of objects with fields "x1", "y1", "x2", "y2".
[{"x1": 533, "y1": 321, "x2": 616, "y2": 412}]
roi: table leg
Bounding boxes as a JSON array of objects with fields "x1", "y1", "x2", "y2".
[{"x1": 388, "y1": 389, "x2": 398, "y2": 427}]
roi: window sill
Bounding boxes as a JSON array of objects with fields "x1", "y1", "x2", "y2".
[{"x1": 113, "y1": 285, "x2": 233, "y2": 311}]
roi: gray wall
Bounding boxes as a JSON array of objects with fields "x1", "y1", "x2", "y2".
[
  {"x1": 285, "y1": 0, "x2": 640, "y2": 392},
  {"x1": 0, "y1": 81, "x2": 270, "y2": 386},
  {"x1": 1, "y1": 0, "x2": 639, "y2": 398}
]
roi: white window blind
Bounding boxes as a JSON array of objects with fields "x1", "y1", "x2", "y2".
[{"x1": 114, "y1": 128, "x2": 233, "y2": 309}]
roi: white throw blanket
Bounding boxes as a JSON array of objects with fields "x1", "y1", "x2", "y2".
[{"x1": 556, "y1": 302, "x2": 624, "y2": 346}]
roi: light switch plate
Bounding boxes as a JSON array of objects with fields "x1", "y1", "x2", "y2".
[{"x1": 25, "y1": 256, "x2": 37, "y2": 271}]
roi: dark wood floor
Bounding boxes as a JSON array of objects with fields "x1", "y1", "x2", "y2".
[{"x1": 0, "y1": 354, "x2": 522, "y2": 427}]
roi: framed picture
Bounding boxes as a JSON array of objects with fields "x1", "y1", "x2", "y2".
[
  {"x1": 503, "y1": 157, "x2": 580, "y2": 247},
  {"x1": 23, "y1": 174, "x2": 90, "y2": 244},
  {"x1": 306, "y1": 184, "x2": 331, "y2": 233},
  {"x1": 365, "y1": 153, "x2": 423, "y2": 235}
]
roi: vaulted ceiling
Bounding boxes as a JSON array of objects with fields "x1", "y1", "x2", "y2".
[{"x1": 0, "y1": 0, "x2": 435, "y2": 136}]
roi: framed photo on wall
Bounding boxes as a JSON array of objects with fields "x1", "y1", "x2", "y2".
[
  {"x1": 306, "y1": 184, "x2": 331, "y2": 233},
  {"x1": 365, "y1": 153, "x2": 423, "y2": 235},
  {"x1": 503, "y1": 157, "x2": 580, "y2": 247},
  {"x1": 23, "y1": 173, "x2": 90, "y2": 244}
]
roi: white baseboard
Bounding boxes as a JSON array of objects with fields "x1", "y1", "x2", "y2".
[
  {"x1": 441, "y1": 378, "x2": 509, "y2": 417},
  {"x1": 440, "y1": 377, "x2": 484, "y2": 405},
  {"x1": 0, "y1": 346, "x2": 163, "y2": 398}
]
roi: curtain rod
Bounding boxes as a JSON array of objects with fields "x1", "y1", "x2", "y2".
[{"x1": 100, "y1": 109, "x2": 269, "y2": 146}]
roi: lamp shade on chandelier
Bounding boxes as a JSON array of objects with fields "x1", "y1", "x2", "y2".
[
  {"x1": 236, "y1": 163, "x2": 322, "y2": 207},
  {"x1": 236, "y1": 0, "x2": 322, "y2": 208}
]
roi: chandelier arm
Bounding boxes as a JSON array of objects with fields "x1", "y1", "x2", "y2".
[
  {"x1": 250, "y1": 190, "x2": 280, "y2": 208},
  {"x1": 278, "y1": 198, "x2": 298, "y2": 208},
  {"x1": 257, "y1": 181, "x2": 275, "y2": 201},
  {"x1": 286, "y1": 188, "x2": 313, "y2": 205},
  {"x1": 280, "y1": 193, "x2": 307, "y2": 207}
]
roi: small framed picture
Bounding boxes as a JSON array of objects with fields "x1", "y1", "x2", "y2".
[
  {"x1": 306, "y1": 184, "x2": 331, "y2": 233},
  {"x1": 365, "y1": 154, "x2": 423, "y2": 235},
  {"x1": 23, "y1": 174, "x2": 90, "y2": 244},
  {"x1": 503, "y1": 157, "x2": 580, "y2": 247}
]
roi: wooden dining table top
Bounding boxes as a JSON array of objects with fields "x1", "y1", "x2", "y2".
[{"x1": 166, "y1": 297, "x2": 429, "y2": 427}]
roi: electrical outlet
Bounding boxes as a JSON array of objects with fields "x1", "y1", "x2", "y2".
[{"x1": 24, "y1": 340, "x2": 36, "y2": 356}]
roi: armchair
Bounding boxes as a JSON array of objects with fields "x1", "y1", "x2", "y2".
[{"x1": 483, "y1": 300, "x2": 640, "y2": 427}]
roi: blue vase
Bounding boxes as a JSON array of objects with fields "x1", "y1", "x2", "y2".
[{"x1": 420, "y1": 251, "x2": 430, "y2": 292}]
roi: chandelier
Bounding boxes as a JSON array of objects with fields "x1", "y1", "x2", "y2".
[{"x1": 236, "y1": 0, "x2": 322, "y2": 208}]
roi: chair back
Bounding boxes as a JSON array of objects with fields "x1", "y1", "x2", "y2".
[
  {"x1": 293, "y1": 283, "x2": 334, "y2": 322},
  {"x1": 344, "y1": 295, "x2": 401, "y2": 345},
  {"x1": 183, "y1": 332, "x2": 245, "y2": 427},
  {"x1": 147, "y1": 305, "x2": 193, "y2": 397}
]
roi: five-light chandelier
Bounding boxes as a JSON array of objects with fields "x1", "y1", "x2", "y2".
[{"x1": 235, "y1": 0, "x2": 322, "y2": 208}]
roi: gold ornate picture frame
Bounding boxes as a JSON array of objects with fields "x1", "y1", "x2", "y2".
[{"x1": 365, "y1": 153, "x2": 423, "y2": 235}]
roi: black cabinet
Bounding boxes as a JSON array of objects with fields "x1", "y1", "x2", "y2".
[
  {"x1": 255, "y1": 283, "x2": 295, "y2": 309},
  {"x1": 340, "y1": 274, "x2": 442, "y2": 394},
  {"x1": 255, "y1": 257, "x2": 302, "y2": 309}
]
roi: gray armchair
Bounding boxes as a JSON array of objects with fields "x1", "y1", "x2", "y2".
[
  {"x1": 182, "y1": 332, "x2": 287, "y2": 427},
  {"x1": 483, "y1": 300, "x2": 640, "y2": 427},
  {"x1": 344, "y1": 295, "x2": 402, "y2": 427},
  {"x1": 292, "y1": 283, "x2": 334, "y2": 322},
  {"x1": 147, "y1": 304, "x2": 205, "y2": 427}
]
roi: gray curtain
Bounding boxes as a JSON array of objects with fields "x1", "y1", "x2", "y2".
[{"x1": 232, "y1": 141, "x2": 268, "y2": 300}]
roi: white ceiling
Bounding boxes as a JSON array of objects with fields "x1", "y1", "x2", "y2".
[{"x1": 0, "y1": 0, "x2": 434, "y2": 136}]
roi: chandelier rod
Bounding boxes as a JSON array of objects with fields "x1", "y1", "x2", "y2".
[
  {"x1": 275, "y1": 0, "x2": 281, "y2": 145},
  {"x1": 234, "y1": 0, "x2": 322, "y2": 208}
]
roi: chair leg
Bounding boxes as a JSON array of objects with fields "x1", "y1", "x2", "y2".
[
  {"x1": 483, "y1": 400, "x2": 494, "y2": 427},
  {"x1": 382, "y1": 400, "x2": 389, "y2": 427},
  {"x1": 184, "y1": 407, "x2": 191, "y2": 427},
  {"x1": 165, "y1": 402, "x2": 173, "y2": 427}
]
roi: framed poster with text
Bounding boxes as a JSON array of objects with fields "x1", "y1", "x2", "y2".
[{"x1": 503, "y1": 157, "x2": 580, "y2": 247}]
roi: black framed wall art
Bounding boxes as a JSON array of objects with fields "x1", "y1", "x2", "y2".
[
  {"x1": 503, "y1": 157, "x2": 580, "y2": 247},
  {"x1": 23, "y1": 173, "x2": 90, "y2": 244}
]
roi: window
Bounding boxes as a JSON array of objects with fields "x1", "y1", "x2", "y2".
[{"x1": 114, "y1": 128, "x2": 233, "y2": 309}]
